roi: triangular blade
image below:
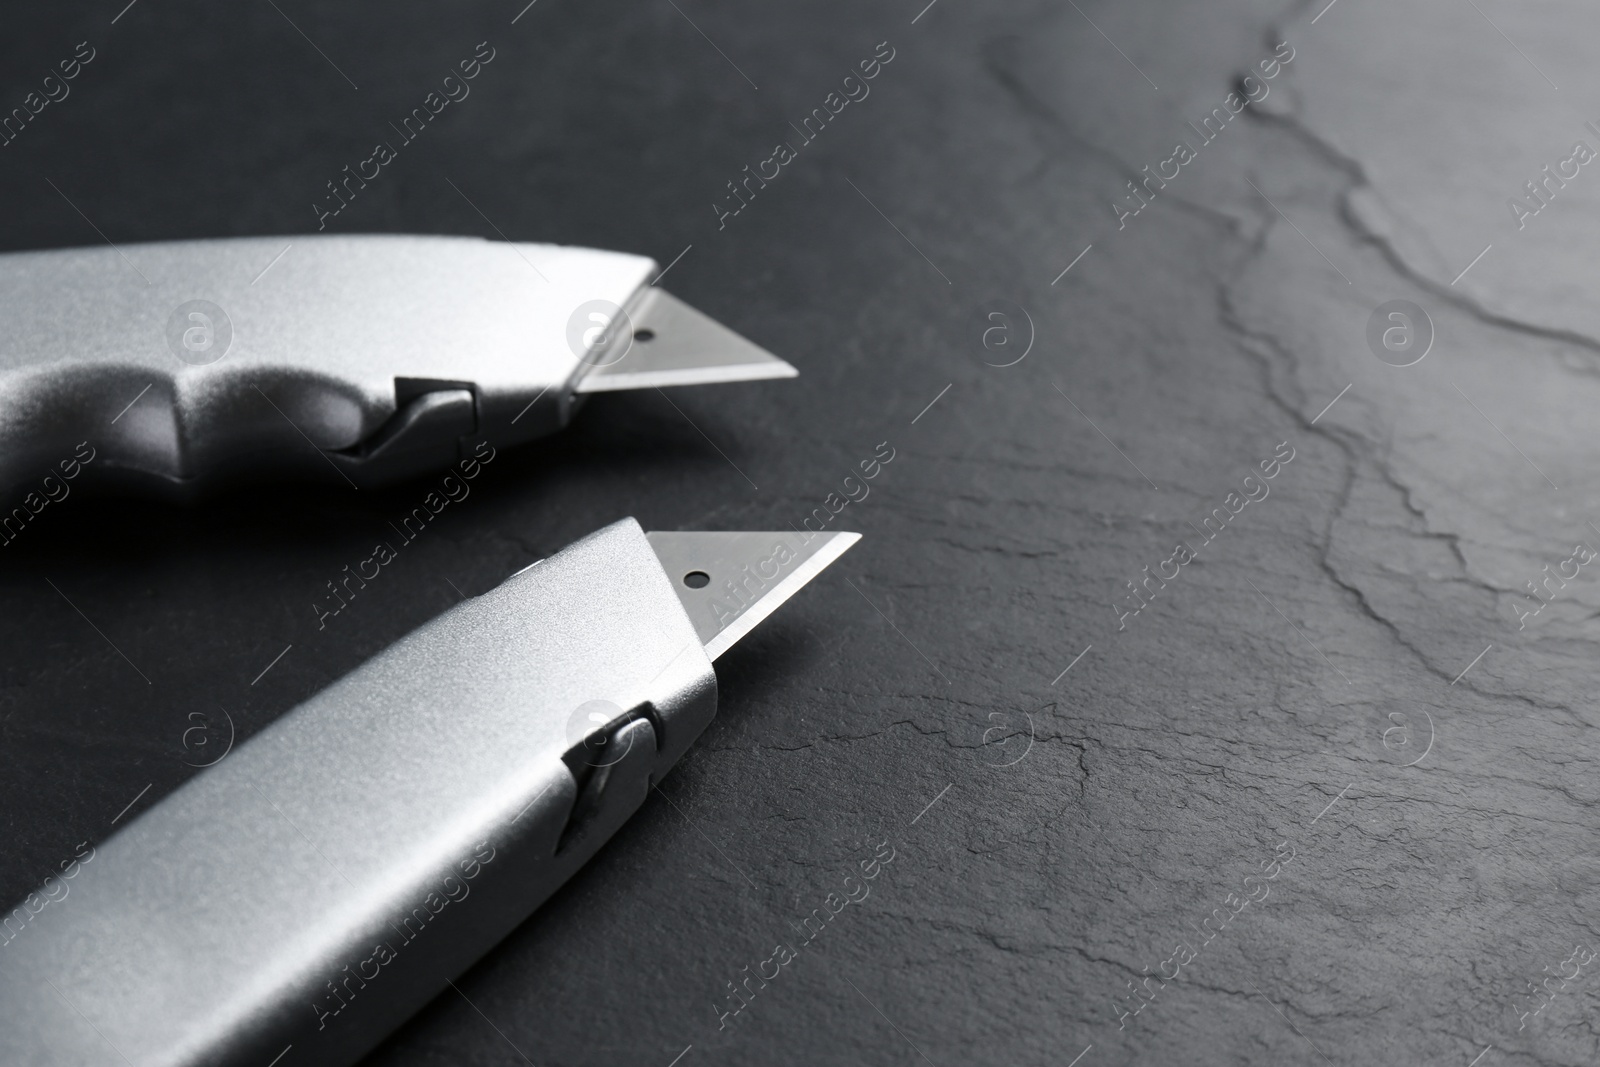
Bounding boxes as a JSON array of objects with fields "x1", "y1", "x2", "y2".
[
  {"x1": 646, "y1": 530, "x2": 859, "y2": 660},
  {"x1": 573, "y1": 288, "x2": 798, "y2": 393}
]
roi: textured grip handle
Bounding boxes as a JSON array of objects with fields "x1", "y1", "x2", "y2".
[{"x1": 0, "y1": 235, "x2": 655, "y2": 496}]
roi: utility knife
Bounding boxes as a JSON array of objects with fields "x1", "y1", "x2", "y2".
[
  {"x1": 0, "y1": 234, "x2": 794, "y2": 496},
  {"x1": 0, "y1": 518, "x2": 857, "y2": 1066}
]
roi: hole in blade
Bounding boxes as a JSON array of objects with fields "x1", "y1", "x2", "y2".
[{"x1": 683, "y1": 570, "x2": 710, "y2": 589}]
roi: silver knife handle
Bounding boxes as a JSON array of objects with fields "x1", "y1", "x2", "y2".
[
  {"x1": 0, "y1": 518, "x2": 715, "y2": 1067},
  {"x1": 0, "y1": 235, "x2": 655, "y2": 494}
]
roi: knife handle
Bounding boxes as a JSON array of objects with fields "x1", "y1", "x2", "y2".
[
  {"x1": 0, "y1": 518, "x2": 715, "y2": 1067},
  {"x1": 0, "y1": 235, "x2": 655, "y2": 496}
]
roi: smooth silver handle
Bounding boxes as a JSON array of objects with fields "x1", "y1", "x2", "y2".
[{"x1": 0, "y1": 518, "x2": 716, "y2": 1067}]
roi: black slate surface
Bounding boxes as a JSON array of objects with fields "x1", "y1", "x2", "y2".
[{"x1": 4, "y1": 0, "x2": 1599, "y2": 1064}]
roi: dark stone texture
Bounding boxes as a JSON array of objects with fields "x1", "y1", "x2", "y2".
[{"x1": 2, "y1": 0, "x2": 1595, "y2": 1064}]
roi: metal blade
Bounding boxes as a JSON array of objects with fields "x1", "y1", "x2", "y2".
[
  {"x1": 646, "y1": 530, "x2": 860, "y2": 660},
  {"x1": 573, "y1": 288, "x2": 798, "y2": 393}
]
